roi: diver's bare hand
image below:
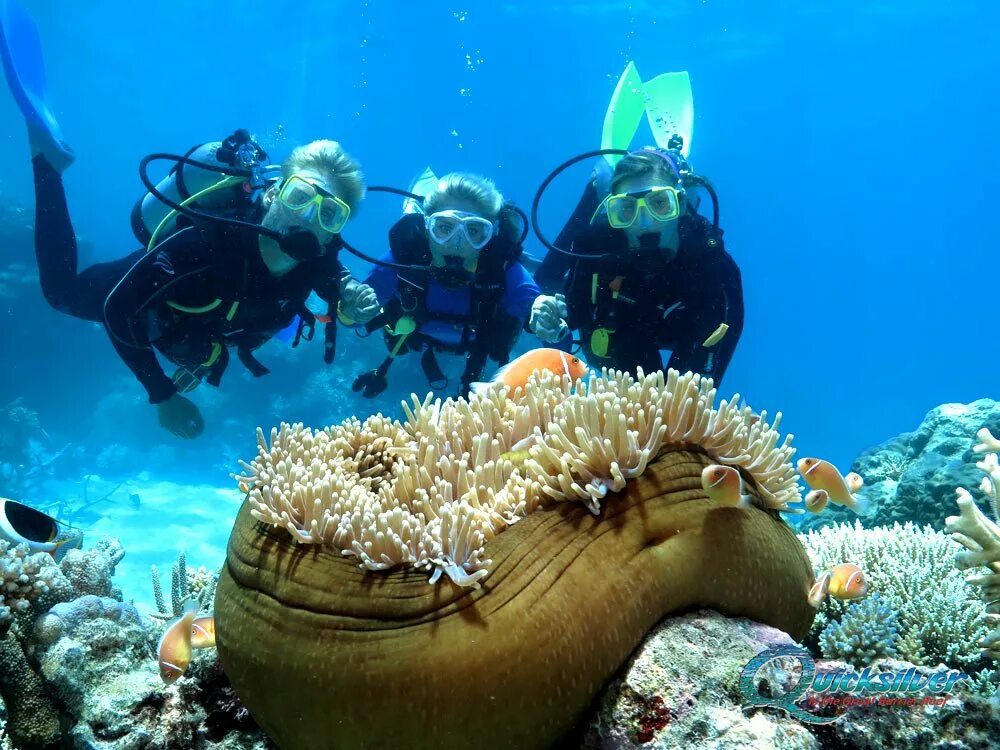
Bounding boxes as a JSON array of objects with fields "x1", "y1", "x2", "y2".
[{"x1": 156, "y1": 394, "x2": 205, "y2": 439}]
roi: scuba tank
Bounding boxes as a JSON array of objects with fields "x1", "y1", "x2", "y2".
[{"x1": 130, "y1": 129, "x2": 279, "y2": 250}]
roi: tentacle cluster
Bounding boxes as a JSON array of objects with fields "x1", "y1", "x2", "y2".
[{"x1": 237, "y1": 369, "x2": 802, "y2": 588}]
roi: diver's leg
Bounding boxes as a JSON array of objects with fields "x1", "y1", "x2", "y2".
[{"x1": 31, "y1": 155, "x2": 121, "y2": 321}]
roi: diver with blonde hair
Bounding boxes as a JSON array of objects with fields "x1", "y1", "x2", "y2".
[
  {"x1": 26, "y1": 125, "x2": 379, "y2": 439},
  {"x1": 353, "y1": 172, "x2": 542, "y2": 398}
]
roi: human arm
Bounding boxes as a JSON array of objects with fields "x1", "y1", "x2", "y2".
[{"x1": 102, "y1": 227, "x2": 216, "y2": 405}]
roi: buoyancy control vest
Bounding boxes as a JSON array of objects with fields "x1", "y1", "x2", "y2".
[{"x1": 354, "y1": 210, "x2": 525, "y2": 396}]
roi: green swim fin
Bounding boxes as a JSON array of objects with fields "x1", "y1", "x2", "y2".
[
  {"x1": 601, "y1": 61, "x2": 646, "y2": 167},
  {"x1": 642, "y1": 71, "x2": 694, "y2": 157},
  {"x1": 404, "y1": 166, "x2": 439, "y2": 214}
]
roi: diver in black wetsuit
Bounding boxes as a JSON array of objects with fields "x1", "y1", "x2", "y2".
[
  {"x1": 30, "y1": 137, "x2": 380, "y2": 439},
  {"x1": 531, "y1": 147, "x2": 743, "y2": 385}
]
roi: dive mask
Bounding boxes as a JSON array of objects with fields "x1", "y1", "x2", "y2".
[
  {"x1": 425, "y1": 210, "x2": 496, "y2": 251},
  {"x1": 277, "y1": 174, "x2": 351, "y2": 234},
  {"x1": 593, "y1": 185, "x2": 682, "y2": 229}
]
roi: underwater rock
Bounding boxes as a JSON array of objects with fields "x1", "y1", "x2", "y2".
[
  {"x1": 57, "y1": 538, "x2": 126, "y2": 600},
  {"x1": 574, "y1": 609, "x2": 818, "y2": 749},
  {"x1": 798, "y1": 399, "x2": 1000, "y2": 532},
  {"x1": 32, "y1": 597, "x2": 268, "y2": 748},
  {"x1": 34, "y1": 595, "x2": 142, "y2": 646},
  {"x1": 812, "y1": 658, "x2": 1000, "y2": 750}
]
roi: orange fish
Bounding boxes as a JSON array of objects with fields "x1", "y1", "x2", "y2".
[
  {"x1": 472, "y1": 348, "x2": 588, "y2": 394},
  {"x1": 797, "y1": 458, "x2": 870, "y2": 515},
  {"x1": 191, "y1": 615, "x2": 216, "y2": 649},
  {"x1": 828, "y1": 563, "x2": 868, "y2": 599},
  {"x1": 808, "y1": 563, "x2": 869, "y2": 608},
  {"x1": 157, "y1": 600, "x2": 199, "y2": 684},
  {"x1": 804, "y1": 489, "x2": 829, "y2": 514},
  {"x1": 314, "y1": 313, "x2": 334, "y2": 324},
  {"x1": 701, "y1": 464, "x2": 751, "y2": 508}
]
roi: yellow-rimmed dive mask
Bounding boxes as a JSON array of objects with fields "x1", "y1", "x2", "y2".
[
  {"x1": 593, "y1": 185, "x2": 682, "y2": 229},
  {"x1": 277, "y1": 174, "x2": 351, "y2": 234}
]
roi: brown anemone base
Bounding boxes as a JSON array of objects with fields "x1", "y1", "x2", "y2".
[{"x1": 216, "y1": 449, "x2": 815, "y2": 750}]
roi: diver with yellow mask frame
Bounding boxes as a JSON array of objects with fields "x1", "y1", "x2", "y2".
[{"x1": 529, "y1": 63, "x2": 743, "y2": 385}]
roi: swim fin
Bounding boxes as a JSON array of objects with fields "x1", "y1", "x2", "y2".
[
  {"x1": 601, "y1": 61, "x2": 646, "y2": 167},
  {"x1": 0, "y1": 0, "x2": 74, "y2": 169},
  {"x1": 642, "y1": 71, "x2": 694, "y2": 157},
  {"x1": 404, "y1": 167, "x2": 439, "y2": 214}
]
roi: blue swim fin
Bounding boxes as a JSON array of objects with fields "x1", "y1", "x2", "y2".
[{"x1": 0, "y1": 0, "x2": 73, "y2": 168}]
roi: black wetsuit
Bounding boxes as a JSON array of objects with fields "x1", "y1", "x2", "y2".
[
  {"x1": 535, "y1": 180, "x2": 744, "y2": 385},
  {"x1": 32, "y1": 156, "x2": 350, "y2": 404}
]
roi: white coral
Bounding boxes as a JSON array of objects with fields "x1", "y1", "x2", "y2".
[
  {"x1": 946, "y1": 427, "x2": 1000, "y2": 659},
  {"x1": 1, "y1": 538, "x2": 66, "y2": 627}
]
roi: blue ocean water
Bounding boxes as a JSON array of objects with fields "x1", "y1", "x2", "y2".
[{"x1": 0, "y1": 0, "x2": 997, "y2": 593}]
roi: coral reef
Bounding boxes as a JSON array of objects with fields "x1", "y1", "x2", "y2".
[
  {"x1": 0, "y1": 398, "x2": 50, "y2": 497},
  {"x1": 33, "y1": 595, "x2": 143, "y2": 646},
  {"x1": 0, "y1": 531, "x2": 265, "y2": 748},
  {"x1": 810, "y1": 659, "x2": 1000, "y2": 750},
  {"x1": 577, "y1": 611, "x2": 1000, "y2": 749},
  {"x1": 818, "y1": 594, "x2": 900, "y2": 666},
  {"x1": 799, "y1": 399, "x2": 1000, "y2": 532},
  {"x1": 946, "y1": 427, "x2": 1000, "y2": 660},
  {"x1": 574, "y1": 610, "x2": 817, "y2": 749},
  {"x1": 0, "y1": 539, "x2": 67, "y2": 629},
  {"x1": 151, "y1": 551, "x2": 219, "y2": 620},
  {"x1": 218, "y1": 369, "x2": 815, "y2": 749},
  {"x1": 799, "y1": 521, "x2": 993, "y2": 668}
]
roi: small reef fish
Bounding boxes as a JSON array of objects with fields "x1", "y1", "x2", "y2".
[
  {"x1": 700, "y1": 464, "x2": 751, "y2": 508},
  {"x1": 472, "y1": 348, "x2": 589, "y2": 394},
  {"x1": 797, "y1": 458, "x2": 870, "y2": 515},
  {"x1": 804, "y1": 489, "x2": 829, "y2": 513},
  {"x1": 157, "y1": 600, "x2": 199, "y2": 684},
  {"x1": 500, "y1": 434, "x2": 538, "y2": 464},
  {"x1": 845, "y1": 472, "x2": 864, "y2": 493},
  {"x1": 808, "y1": 563, "x2": 869, "y2": 608},
  {"x1": 191, "y1": 615, "x2": 216, "y2": 649}
]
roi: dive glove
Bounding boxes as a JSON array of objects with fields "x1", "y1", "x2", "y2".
[
  {"x1": 339, "y1": 278, "x2": 380, "y2": 324},
  {"x1": 529, "y1": 293, "x2": 570, "y2": 343}
]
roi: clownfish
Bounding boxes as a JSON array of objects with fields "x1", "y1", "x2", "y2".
[
  {"x1": 472, "y1": 348, "x2": 588, "y2": 395},
  {"x1": 157, "y1": 600, "x2": 199, "y2": 684},
  {"x1": 700, "y1": 464, "x2": 751, "y2": 508},
  {"x1": 845, "y1": 472, "x2": 864, "y2": 494},
  {"x1": 808, "y1": 563, "x2": 869, "y2": 608},
  {"x1": 797, "y1": 458, "x2": 870, "y2": 515},
  {"x1": 804, "y1": 489, "x2": 829, "y2": 514},
  {"x1": 191, "y1": 615, "x2": 216, "y2": 649}
]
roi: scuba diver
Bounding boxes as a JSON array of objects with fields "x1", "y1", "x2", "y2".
[
  {"x1": 0, "y1": 5, "x2": 381, "y2": 440},
  {"x1": 352, "y1": 172, "x2": 541, "y2": 399},
  {"x1": 530, "y1": 63, "x2": 743, "y2": 385},
  {"x1": 1, "y1": 1, "x2": 379, "y2": 440},
  {"x1": 29, "y1": 135, "x2": 379, "y2": 439}
]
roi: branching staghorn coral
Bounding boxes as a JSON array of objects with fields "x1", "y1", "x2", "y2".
[
  {"x1": 946, "y1": 427, "x2": 1000, "y2": 659},
  {"x1": 150, "y1": 551, "x2": 217, "y2": 619},
  {"x1": 238, "y1": 369, "x2": 803, "y2": 588},
  {"x1": 800, "y1": 520, "x2": 992, "y2": 667}
]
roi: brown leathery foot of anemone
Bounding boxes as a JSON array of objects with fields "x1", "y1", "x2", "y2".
[{"x1": 217, "y1": 446, "x2": 814, "y2": 750}]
